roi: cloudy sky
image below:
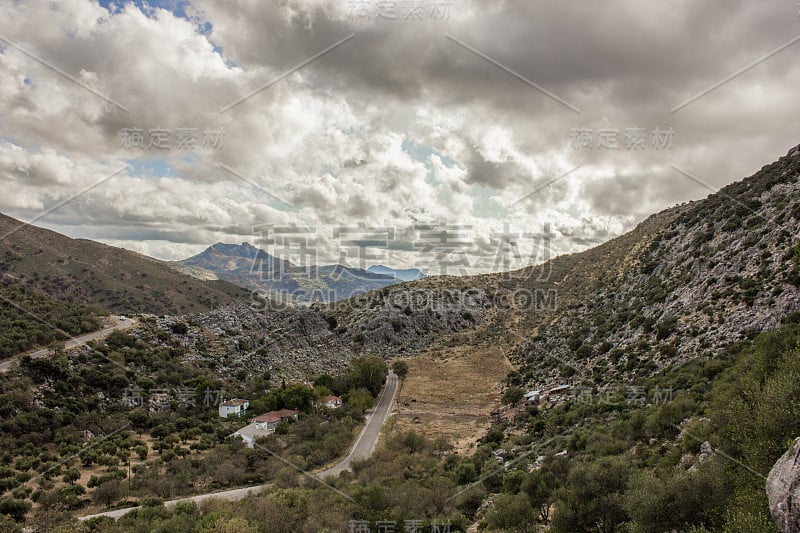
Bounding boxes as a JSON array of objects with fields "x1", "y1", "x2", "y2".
[{"x1": 1, "y1": 0, "x2": 798, "y2": 274}]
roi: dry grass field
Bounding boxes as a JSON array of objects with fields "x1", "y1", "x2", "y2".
[{"x1": 390, "y1": 339, "x2": 514, "y2": 454}]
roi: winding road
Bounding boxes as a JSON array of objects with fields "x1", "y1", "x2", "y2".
[
  {"x1": 78, "y1": 370, "x2": 399, "y2": 521},
  {"x1": 0, "y1": 316, "x2": 137, "y2": 373}
]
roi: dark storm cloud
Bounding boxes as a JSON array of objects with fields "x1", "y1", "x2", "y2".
[{"x1": 197, "y1": 0, "x2": 800, "y2": 203}]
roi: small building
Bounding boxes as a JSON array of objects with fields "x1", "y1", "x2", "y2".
[
  {"x1": 251, "y1": 409, "x2": 298, "y2": 432},
  {"x1": 546, "y1": 384, "x2": 572, "y2": 399},
  {"x1": 219, "y1": 398, "x2": 250, "y2": 418},
  {"x1": 230, "y1": 409, "x2": 299, "y2": 448},
  {"x1": 231, "y1": 424, "x2": 273, "y2": 448},
  {"x1": 148, "y1": 392, "x2": 171, "y2": 413},
  {"x1": 323, "y1": 395, "x2": 342, "y2": 409},
  {"x1": 524, "y1": 390, "x2": 541, "y2": 405}
]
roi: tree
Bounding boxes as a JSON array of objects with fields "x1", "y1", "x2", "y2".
[
  {"x1": 279, "y1": 384, "x2": 314, "y2": 411},
  {"x1": 501, "y1": 386, "x2": 524, "y2": 406},
  {"x1": 346, "y1": 388, "x2": 374, "y2": 412},
  {"x1": 0, "y1": 498, "x2": 30, "y2": 522},
  {"x1": 484, "y1": 492, "x2": 538, "y2": 532},
  {"x1": 349, "y1": 356, "x2": 388, "y2": 397},
  {"x1": 522, "y1": 469, "x2": 559, "y2": 524},
  {"x1": 170, "y1": 322, "x2": 189, "y2": 335},
  {"x1": 93, "y1": 479, "x2": 125, "y2": 508},
  {"x1": 250, "y1": 384, "x2": 314, "y2": 414},
  {"x1": 62, "y1": 468, "x2": 80, "y2": 485},
  {"x1": 135, "y1": 445, "x2": 148, "y2": 460},
  {"x1": 391, "y1": 361, "x2": 409, "y2": 380},
  {"x1": 454, "y1": 461, "x2": 477, "y2": 484},
  {"x1": 314, "y1": 373, "x2": 334, "y2": 390},
  {"x1": 551, "y1": 457, "x2": 630, "y2": 533},
  {"x1": 208, "y1": 517, "x2": 258, "y2": 533}
]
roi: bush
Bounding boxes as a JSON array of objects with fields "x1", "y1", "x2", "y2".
[
  {"x1": 0, "y1": 499, "x2": 29, "y2": 522},
  {"x1": 551, "y1": 457, "x2": 630, "y2": 533},
  {"x1": 170, "y1": 322, "x2": 189, "y2": 335},
  {"x1": 391, "y1": 361, "x2": 409, "y2": 380},
  {"x1": 625, "y1": 461, "x2": 731, "y2": 533},
  {"x1": 92, "y1": 479, "x2": 126, "y2": 508},
  {"x1": 484, "y1": 492, "x2": 538, "y2": 532},
  {"x1": 501, "y1": 386, "x2": 524, "y2": 406}
]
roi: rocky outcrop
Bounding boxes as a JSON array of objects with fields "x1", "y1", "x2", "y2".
[
  {"x1": 767, "y1": 437, "x2": 800, "y2": 533},
  {"x1": 194, "y1": 304, "x2": 356, "y2": 379},
  {"x1": 334, "y1": 286, "x2": 491, "y2": 354}
]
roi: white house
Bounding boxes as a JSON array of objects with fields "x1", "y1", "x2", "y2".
[
  {"x1": 230, "y1": 409, "x2": 299, "y2": 448},
  {"x1": 251, "y1": 409, "x2": 298, "y2": 432},
  {"x1": 231, "y1": 424, "x2": 272, "y2": 448},
  {"x1": 219, "y1": 398, "x2": 250, "y2": 418},
  {"x1": 546, "y1": 384, "x2": 572, "y2": 399},
  {"x1": 323, "y1": 395, "x2": 342, "y2": 409}
]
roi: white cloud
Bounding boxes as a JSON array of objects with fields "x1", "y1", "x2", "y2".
[{"x1": 0, "y1": 0, "x2": 798, "y2": 272}]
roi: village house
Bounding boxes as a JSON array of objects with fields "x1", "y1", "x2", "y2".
[
  {"x1": 251, "y1": 408, "x2": 299, "y2": 432},
  {"x1": 230, "y1": 408, "x2": 299, "y2": 448},
  {"x1": 523, "y1": 384, "x2": 572, "y2": 407},
  {"x1": 218, "y1": 398, "x2": 250, "y2": 418},
  {"x1": 148, "y1": 391, "x2": 171, "y2": 413},
  {"x1": 322, "y1": 395, "x2": 342, "y2": 409},
  {"x1": 231, "y1": 424, "x2": 272, "y2": 448}
]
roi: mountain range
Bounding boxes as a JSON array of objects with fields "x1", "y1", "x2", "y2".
[
  {"x1": 367, "y1": 264, "x2": 425, "y2": 282},
  {"x1": 173, "y1": 242, "x2": 420, "y2": 303}
]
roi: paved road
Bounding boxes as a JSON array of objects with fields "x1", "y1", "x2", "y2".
[
  {"x1": 78, "y1": 370, "x2": 399, "y2": 522},
  {"x1": 319, "y1": 370, "x2": 398, "y2": 478},
  {"x1": 0, "y1": 316, "x2": 137, "y2": 373}
]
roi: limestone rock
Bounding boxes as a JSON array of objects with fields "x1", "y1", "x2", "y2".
[{"x1": 767, "y1": 437, "x2": 800, "y2": 533}]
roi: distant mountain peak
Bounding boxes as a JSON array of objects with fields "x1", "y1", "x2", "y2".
[
  {"x1": 183, "y1": 242, "x2": 290, "y2": 270},
  {"x1": 208, "y1": 242, "x2": 259, "y2": 257},
  {"x1": 368, "y1": 264, "x2": 425, "y2": 282},
  {"x1": 176, "y1": 243, "x2": 413, "y2": 302}
]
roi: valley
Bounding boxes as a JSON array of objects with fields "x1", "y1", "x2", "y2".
[{"x1": 0, "y1": 145, "x2": 799, "y2": 531}]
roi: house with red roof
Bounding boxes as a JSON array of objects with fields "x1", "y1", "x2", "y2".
[
  {"x1": 322, "y1": 395, "x2": 342, "y2": 409},
  {"x1": 251, "y1": 409, "x2": 298, "y2": 432},
  {"x1": 231, "y1": 408, "x2": 299, "y2": 448}
]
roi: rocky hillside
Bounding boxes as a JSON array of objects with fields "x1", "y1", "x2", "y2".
[
  {"x1": 297, "y1": 145, "x2": 800, "y2": 377},
  {"x1": 176, "y1": 242, "x2": 405, "y2": 303},
  {"x1": 0, "y1": 213, "x2": 249, "y2": 315},
  {"x1": 320, "y1": 280, "x2": 493, "y2": 355},
  {"x1": 148, "y1": 303, "x2": 355, "y2": 380},
  {"x1": 302, "y1": 201, "x2": 677, "y2": 360},
  {"x1": 512, "y1": 146, "x2": 800, "y2": 387}
]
